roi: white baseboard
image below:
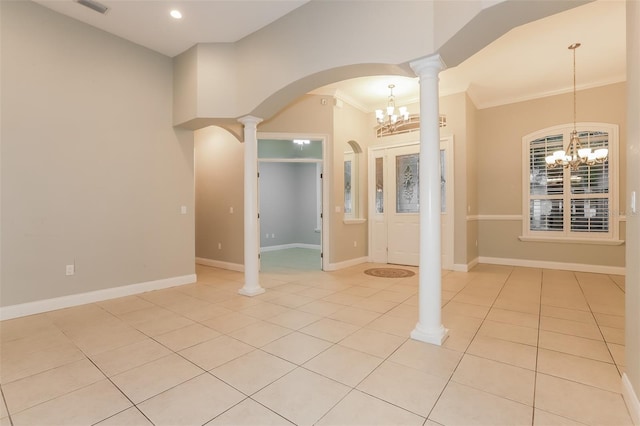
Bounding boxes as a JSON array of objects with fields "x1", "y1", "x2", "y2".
[
  {"x1": 326, "y1": 256, "x2": 368, "y2": 271},
  {"x1": 0, "y1": 274, "x2": 197, "y2": 321},
  {"x1": 478, "y1": 256, "x2": 625, "y2": 275},
  {"x1": 260, "y1": 243, "x2": 321, "y2": 252},
  {"x1": 452, "y1": 257, "x2": 479, "y2": 272},
  {"x1": 196, "y1": 257, "x2": 244, "y2": 272},
  {"x1": 622, "y1": 373, "x2": 640, "y2": 426}
]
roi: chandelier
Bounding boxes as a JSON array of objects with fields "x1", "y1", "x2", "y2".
[
  {"x1": 546, "y1": 43, "x2": 608, "y2": 170},
  {"x1": 375, "y1": 84, "x2": 409, "y2": 134}
]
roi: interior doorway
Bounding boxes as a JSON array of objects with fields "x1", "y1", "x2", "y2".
[
  {"x1": 257, "y1": 135, "x2": 327, "y2": 271},
  {"x1": 368, "y1": 137, "x2": 454, "y2": 269}
]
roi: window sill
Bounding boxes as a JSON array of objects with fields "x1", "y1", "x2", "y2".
[
  {"x1": 343, "y1": 218, "x2": 366, "y2": 225},
  {"x1": 518, "y1": 236, "x2": 625, "y2": 246}
]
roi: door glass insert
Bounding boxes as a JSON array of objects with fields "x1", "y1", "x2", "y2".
[
  {"x1": 375, "y1": 157, "x2": 384, "y2": 213},
  {"x1": 440, "y1": 149, "x2": 446, "y2": 213},
  {"x1": 396, "y1": 153, "x2": 419, "y2": 213},
  {"x1": 344, "y1": 159, "x2": 352, "y2": 214}
]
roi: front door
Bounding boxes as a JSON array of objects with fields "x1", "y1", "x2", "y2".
[
  {"x1": 388, "y1": 144, "x2": 421, "y2": 265},
  {"x1": 370, "y1": 138, "x2": 453, "y2": 268}
]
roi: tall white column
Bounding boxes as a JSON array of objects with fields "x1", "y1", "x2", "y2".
[
  {"x1": 410, "y1": 54, "x2": 448, "y2": 345},
  {"x1": 238, "y1": 116, "x2": 265, "y2": 296}
]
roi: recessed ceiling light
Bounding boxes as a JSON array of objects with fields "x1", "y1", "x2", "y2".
[{"x1": 170, "y1": 10, "x2": 182, "y2": 19}]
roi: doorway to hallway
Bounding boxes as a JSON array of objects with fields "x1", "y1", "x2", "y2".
[{"x1": 257, "y1": 136, "x2": 328, "y2": 271}]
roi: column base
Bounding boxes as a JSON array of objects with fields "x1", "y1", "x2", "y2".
[
  {"x1": 410, "y1": 323, "x2": 449, "y2": 346},
  {"x1": 238, "y1": 286, "x2": 265, "y2": 297}
]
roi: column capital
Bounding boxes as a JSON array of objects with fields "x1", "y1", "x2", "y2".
[
  {"x1": 237, "y1": 115, "x2": 263, "y2": 127},
  {"x1": 410, "y1": 54, "x2": 446, "y2": 77}
]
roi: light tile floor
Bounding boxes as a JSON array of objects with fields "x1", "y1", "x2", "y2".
[{"x1": 0, "y1": 263, "x2": 632, "y2": 426}]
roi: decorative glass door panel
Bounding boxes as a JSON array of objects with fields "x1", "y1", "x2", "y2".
[
  {"x1": 396, "y1": 154, "x2": 419, "y2": 213},
  {"x1": 375, "y1": 157, "x2": 384, "y2": 214}
]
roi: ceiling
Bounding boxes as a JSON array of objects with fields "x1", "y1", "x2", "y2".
[{"x1": 34, "y1": 0, "x2": 626, "y2": 111}]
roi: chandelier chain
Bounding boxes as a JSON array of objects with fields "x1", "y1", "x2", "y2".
[{"x1": 545, "y1": 42, "x2": 608, "y2": 170}]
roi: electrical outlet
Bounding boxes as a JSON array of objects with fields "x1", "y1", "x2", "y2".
[
  {"x1": 66, "y1": 264, "x2": 75, "y2": 276},
  {"x1": 353, "y1": 241, "x2": 357, "y2": 247},
  {"x1": 229, "y1": 207, "x2": 234, "y2": 214},
  {"x1": 218, "y1": 242, "x2": 222, "y2": 250},
  {"x1": 271, "y1": 233, "x2": 275, "y2": 239},
  {"x1": 180, "y1": 205, "x2": 187, "y2": 214},
  {"x1": 265, "y1": 233, "x2": 269, "y2": 239}
]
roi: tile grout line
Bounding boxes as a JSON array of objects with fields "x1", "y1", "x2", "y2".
[
  {"x1": 422, "y1": 267, "x2": 516, "y2": 423},
  {"x1": 573, "y1": 272, "x2": 626, "y2": 378},
  {"x1": 0, "y1": 385, "x2": 14, "y2": 426},
  {"x1": 531, "y1": 268, "x2": 545, "y2": 426}
]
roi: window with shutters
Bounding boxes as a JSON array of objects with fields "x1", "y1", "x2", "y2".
[{"x1": 521, "y1": 123, "x2": 619, "y2": 243}]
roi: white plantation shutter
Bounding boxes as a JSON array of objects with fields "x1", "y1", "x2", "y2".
[
  {"x1": 529, "y1": 134, "x2": 564, "y2": 232},
  {"x1": 569, "y1": 131, "x2": 610, "y2": 233},
  {"x1": 523, "y1": 124, "x2": 618, "y2": 241}
]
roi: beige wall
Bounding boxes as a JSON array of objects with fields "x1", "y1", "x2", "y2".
[
  {"x1": 0, "y1": 1, "x2": 195, "y2": 307},
  {"x1": 331, "y1": 101, "x2": 371, "y2": 263},
  {"x1": 194, "y1": 127, "x2": 245, "y2": 265},
  {"x1": 625, "y1": 0, "x2": 640, "y2": 413},
  {"x1": 476, "y1": 83, "x2": 627, "y2": 267},
  {"x1": 441, "y1": 92, "x2": 479, "y2": 267},
  {"x1": 465, "y1": 93, "x2": 479, "y2": 263}
]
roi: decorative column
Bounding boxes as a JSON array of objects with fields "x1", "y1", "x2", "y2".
[
  {"x1": 409, "y1": 54, "x2": 448, "y2": 345},
  {"x1": 238, "y1": 116, "x2": 265, "y2": 296}
]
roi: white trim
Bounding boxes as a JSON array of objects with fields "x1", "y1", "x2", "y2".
[
  {"x1": 325, "y1": 256, "x2": 368, "y2": 271},
  {"x1": 518, "y1": 236, "x2": 625, "y2": 245},
  {"x1": 622, "y1": 373, "x2": 640, "y2": 426},
  {"x1": 260, "y1": 243, "x2": 321, "y2": 252},
  {"x1": 452, "y1": 257, "x2": 479, "y2": 272},
  {"x1": 468, "y1": 214, "x2": 628, "y2": 223},
  {"x1": 478, "y1": 256, "x2": 625, "y2": 275},
  {"x1": 196, "y1": 257, "x2": 244, "y2": 272},
  {"x1": 0, "y1": 274, "x2": 197, "y2": 321},
  {"x1": 468, "y1": 214, "x2": 523, "y2": 221}
]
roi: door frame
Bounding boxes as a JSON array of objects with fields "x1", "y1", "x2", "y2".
[
  {"x1": 257, "y1": 132, "x2": 330, "y2": 271},
  {"x1": 367, "y1": 136, "x2": 454, "y2": 269}
]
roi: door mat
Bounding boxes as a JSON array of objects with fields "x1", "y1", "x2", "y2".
[{"x1": 364, "y1": 268, "x2": 415, "y2": 278}]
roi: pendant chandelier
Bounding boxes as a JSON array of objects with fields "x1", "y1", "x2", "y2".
[
  {"x1": 375, "y1": 84, "x2": 409, "y2": 134},
  {"x1": 546, "y1": 43, "x2": 608, "y2": 170}
]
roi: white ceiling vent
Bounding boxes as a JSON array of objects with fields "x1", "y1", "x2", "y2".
[{"x1": 76, "y1": 0, "x2": 109, "y2": 15}]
